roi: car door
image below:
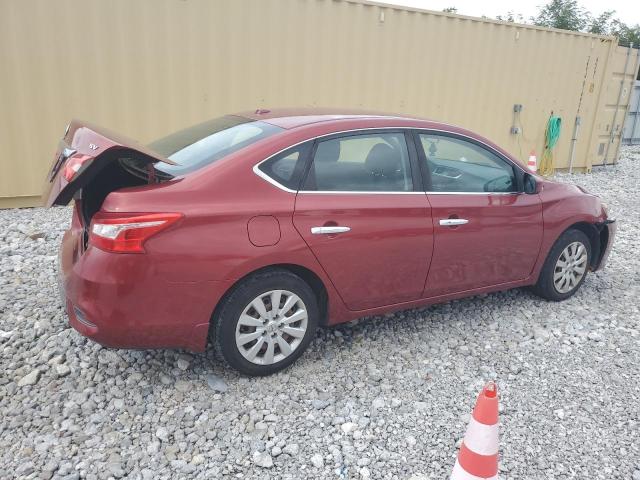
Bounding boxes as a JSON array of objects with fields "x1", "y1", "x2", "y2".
[
  {"x1": 292, "y1": 130, "x2": 434, "y2": 311},
  {"x1": 413, "y1": 131, "x2": 543, "y2": 298}
]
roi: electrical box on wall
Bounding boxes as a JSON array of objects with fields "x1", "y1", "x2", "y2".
[{"x1": 511, "y1": 104, "x2": 523, "y2": 134}]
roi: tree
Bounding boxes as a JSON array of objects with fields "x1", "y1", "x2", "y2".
[
  {"x1": 442, "y1": 7, "x2": 458, "y2": 14},
  {"x1": 611, "y1": 20, "x2": 640, "y2": 47},
  {"x1": 530, "y1": 0, "x2": 640, "y2": 48},
  {"x1": 532, "y1": 0, "x2": 589, "y2": 31},
  {"x1": 588, "y1": 10, "x2": 616, "y2": 35}
]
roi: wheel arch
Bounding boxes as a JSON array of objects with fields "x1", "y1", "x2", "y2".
[
  {"x1": 564, "y1": 221, "x2": 601, "y2": 269},
  {"x1": 209, "y1": 263, "x2": 330, "y2": 331}
]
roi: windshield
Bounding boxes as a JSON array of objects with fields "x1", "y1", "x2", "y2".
[{"x1": 149, "y1": 115, "x2": 283, "y2": 176}]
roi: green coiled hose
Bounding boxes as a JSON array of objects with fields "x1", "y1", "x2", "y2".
[{"x1": 539, "y1": 115, "x2": 562, "y2": 176}]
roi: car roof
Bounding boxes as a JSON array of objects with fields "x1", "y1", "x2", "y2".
[
  {"x1": 233, "y1": 108, "x2": 524, "y2": 169},
  {"x1": 235, "y1": 108, "x2": 428, "y2": 130}
]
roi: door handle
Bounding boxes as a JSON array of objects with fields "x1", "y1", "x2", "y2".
[
  {"x1": 311, "y1": 226, "x2": 351, "y2": 235},
  {"x1": 439, "y1": 218, "x2": 469, "y2": 226}
]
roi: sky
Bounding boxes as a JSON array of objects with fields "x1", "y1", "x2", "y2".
[{"x1": 377, "y1": 0, "x2": 640, "y2": 25}]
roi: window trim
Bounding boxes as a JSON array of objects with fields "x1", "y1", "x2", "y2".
[
  {"x1": 409, "y1": 129, "x2": 525, "y2": 194},
  {"x1": 252, "y1": 127, "x2": 526, "y2": 194}
]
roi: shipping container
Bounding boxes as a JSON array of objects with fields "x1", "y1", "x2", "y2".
[{"x1": 0, "y1": 0, "x2": 638, "y2": 207}]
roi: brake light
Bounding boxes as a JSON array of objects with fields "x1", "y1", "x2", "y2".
[
  {"x1": 89, "y1": 213, "x2": 182, "y2": 253},
  {"x1": 63, "y1": 154, "x2": 91, "y2": 181}
]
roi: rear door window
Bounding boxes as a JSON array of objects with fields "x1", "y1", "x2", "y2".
[
  {"x1": 302, "y1": 132, "x2": 413, "y2": 192},
  {"x1": 150, "y1": 115, "x2": 282, "y2": 176},
  {"x1": 257, "y1": 143, "x2": 312, "y2": 191}
]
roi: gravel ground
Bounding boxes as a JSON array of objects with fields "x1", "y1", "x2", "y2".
[{"x1": 1, "y1": 146, "x2": 639, "y2": 480}]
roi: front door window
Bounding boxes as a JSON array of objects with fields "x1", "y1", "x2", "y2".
[{"x1": 418, "y1": 134, "x2": 516, "y2": 193}]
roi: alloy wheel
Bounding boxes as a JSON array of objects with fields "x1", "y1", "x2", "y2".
[
  {"x1": 553, "y1": 241, "x2": 588, "y2": 294},
  {"x1": 235, "y1": 290, "x2": 308, "y2": 365}
]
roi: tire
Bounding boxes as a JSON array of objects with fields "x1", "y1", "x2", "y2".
[
  {"x1": 531, "y1": 228, "x2": 592, "y2": 301},
  {"x1": 211, "y1": 269, "x2": 319, "y2": 376}
]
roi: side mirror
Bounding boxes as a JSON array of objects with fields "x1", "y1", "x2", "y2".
[{"x1": 523, "y1": 173, "x2": 537, "y2": 194}]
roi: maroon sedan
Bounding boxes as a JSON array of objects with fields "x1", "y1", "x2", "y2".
[{"x1": 44, "y1": 109, "x2": 616, "y2": 376}]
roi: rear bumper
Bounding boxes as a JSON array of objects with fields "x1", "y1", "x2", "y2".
[
  {"x1": 59, "y1": 229, "x2": 232, "y2": 352},
  {"x1": 594, "y1": 219, "x2": 616, "y2": 271}
]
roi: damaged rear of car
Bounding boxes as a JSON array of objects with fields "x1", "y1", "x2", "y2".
[
  {"x1": 44, "y1": 120, "x2": 179, "y2": 252},
  {"x1": 44, "y1": 120, "x2": 177, "y2": 209},
  {"x1": 45, "y1": 116, "x2": 283, "y2": 351},
  {"x1": 45, "y1": 116, "x2": 282, "y2": 252}
]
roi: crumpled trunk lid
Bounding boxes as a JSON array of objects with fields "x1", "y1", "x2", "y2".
[{"x1": 43, "y1": 119, "x2": 176, "y2": 207}]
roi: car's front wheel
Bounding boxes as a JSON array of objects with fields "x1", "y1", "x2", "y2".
[
  {"x1": 531, "y1": 228, "x2": 592, "y2": 301},
  {"x1": 211, "y1": 269, "x2": 319, "y2": 376}
]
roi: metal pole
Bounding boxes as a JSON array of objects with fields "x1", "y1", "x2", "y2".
[
  {"x1": 568, "y1": 116, "x2": 581, "y2": 174},
  {"x1": 603, "y1": 43, "x2": 633, "y2": 166},
  {"x1": 569, "y1": 55, "x2": 591, "y2": 173}
]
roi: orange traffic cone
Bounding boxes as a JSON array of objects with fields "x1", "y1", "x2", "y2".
[
  {"x1": 450, "y1": 382, "x2": 499, "y2": 480},
  {"x1": 527, "y1": 150, "x2": 537, "y2": 173}
]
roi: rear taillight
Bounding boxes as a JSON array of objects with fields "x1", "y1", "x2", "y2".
[
  {"x1": 63, "y1": 154, "x2": 92, "y2": 182},
  {"x1": 89, "y1": 213, "x2": 182, "y2": 253}
]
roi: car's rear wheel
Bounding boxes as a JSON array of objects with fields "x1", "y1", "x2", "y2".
[
  {"x1": 211, "y1": 269, "x2": 319, "y2": 376},
  {"x1": 531, "y1": 228, "x2": 591, "y2": 301}
]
